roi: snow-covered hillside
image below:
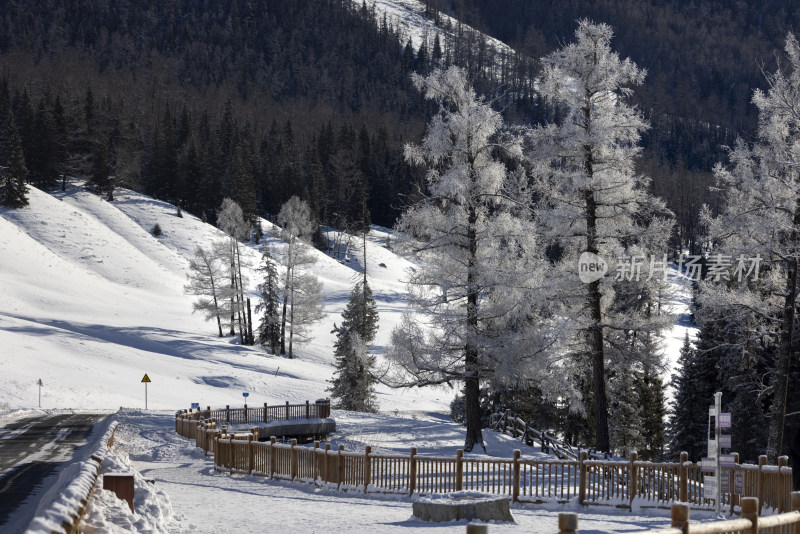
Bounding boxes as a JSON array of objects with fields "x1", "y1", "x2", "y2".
[
  {"x1": 0, "y1": 184, "x2": 450, "y2": 415},
  {"x1": 353, "y1": 0, "x2": 516, "y2": 66}
]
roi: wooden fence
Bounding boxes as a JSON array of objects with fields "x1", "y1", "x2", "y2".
[
  {"x1": 176, "y1": 399, "x2": 331, "y2": 430},
  {"x1": 173, "y1": 411, "x2": 794, "y2": 513}
]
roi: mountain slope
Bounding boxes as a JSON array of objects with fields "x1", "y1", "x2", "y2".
[{"x1": 0, "y1": 185, "x2": 448, "y2": 414}]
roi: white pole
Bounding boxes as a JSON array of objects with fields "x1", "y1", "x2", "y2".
[
  {"x1": 714, "y1": 391, "x2": 722, "y2": 517},
  {"x1": 37, "y1": 379, "x2": 42, "y2": 408},
  {"x1": 145, "y1": 381, "x2": 148, "y2": 410}
]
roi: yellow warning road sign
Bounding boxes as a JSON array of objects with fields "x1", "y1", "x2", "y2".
[{"x1": 141, "y1": 374, "x2": 151, "y2": 383}]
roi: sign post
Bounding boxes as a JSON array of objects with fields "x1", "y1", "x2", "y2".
[
  {"x1": 37, "y1": 379, "x2": 43, "y2": 408},
  {"x1": 141, "y1": 374, "x2": 151, "y2": 409},
  {"x1": 707, "y1": 392, "x2": 735, "y2": 518}
]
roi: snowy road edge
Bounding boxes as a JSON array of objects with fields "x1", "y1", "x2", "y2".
[{"x1": 25, "y1": 419, "x2": 118, "y2": 534}]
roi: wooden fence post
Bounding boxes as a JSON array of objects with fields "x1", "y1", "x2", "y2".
[
  {"x1": 559, "y1": 512, "x2": 578, "y2": 534},
  {"x1": 364, "y1": 446, "x2": 372, "y2": 493},
  {"x1": 263, "y1": 402, "x2": 268, "y2": 423},
  {"x1": 670, "y1": 503, "x2": 690, "y2": 534},
  {"x1": 324, "y1": 443, "x2": 332, "y2": 483},
  {"x1": 731, "y1": 453, "x2": 740, "y2": 516},
  {"x1": 270, "y1": 437, "x2": 277, "y2": 478},
  {"x1": 244, "y1": 403, "x2": 248, "y2": 423},
  {"x1": 792, "y1": 491, "x2": 800, "y2": 534},
  {"x1": 291, "y1": 439, "x2": 298, "y2": 480},
  {"x1": 286, "y1": 401, "x2": 290, "y2": 420},
  {"x1": 225, "y1": 404, "x2": 230, "y2": 424},
  {"x1": 306, "y1": 400, "x2": 310, "y2": 419},
  {"x1": 409, "y1": 447, "x2": 418, "y2": 496},
  {"x1": 230, "y1": 433, "x2": 236, "y2": 474},
  {"x1": 466, "y1": 525, "x2": 488, "y2": 534},
  {"x1": 456, "y1": 450, "x2": 464, "y2": 491},
  {"x1": 629, "y1": 451, "x2": 639, "y2": 505},
  {"x1": 337, "y1": 444, "x2": 345, "y2": 489},
  {"x1": 578, "y1": 451, "x2": 588, "y2": 505},
  {"x1": 679, "y1": 452, "x2": 689, "y2": 503},
  {"x1": 512, "y1": 450, "x2": 521, "y2": 503},
  {"x1": 313, "y1": 441, "x2": 321, "y2": 482},
  {"x1": 758, "y1": 455, "x2": 768, "y2": 515},
  {"x1": 741, "y1": 497, "x2": 758, "y2": 534},
  {"x1": 248, "y1": 434, "x2": 254, "y2": 474},
  {"x1": 779, "y1": 456, "x2": 789, "y2": 513}
]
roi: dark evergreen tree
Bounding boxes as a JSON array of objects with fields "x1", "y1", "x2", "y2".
[
  {"x1": 256, "y1": 247, "x2": 282, "y2": 355},
  {"x1": 638, "y1": 364, "x2": 667, "y2": 461},
  {"x1": 328, "y1": 322, "x2": 379, "y2": 413},
  {"x1": 0, "y1": 119, "x2": 28, "y2": 208},
  {"x1": 668, "y1": 331, "x2": 717, "y2": 461},
  {"x1": 341, "y1": 280, "x2": 379, "y2": 345}
]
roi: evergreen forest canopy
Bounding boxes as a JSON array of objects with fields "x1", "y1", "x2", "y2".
[{"x1": 0, "y1": 0, "x2": 790, "y2": 245}]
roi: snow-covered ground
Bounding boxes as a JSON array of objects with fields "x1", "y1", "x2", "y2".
[
  {"x1": 0, "y1": 184, "x2": 450, "y2": 414},
  {"x1": 74, "y1": 409, "x2": 704, "y2": 533}
]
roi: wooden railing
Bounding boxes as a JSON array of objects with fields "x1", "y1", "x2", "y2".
[
  {"x1": 197, "y1": 431, "x2": 792, "y2": 511},
  {"x1": 615, "y1": 495, "x2": 800, "y2": 534},
  {"x1": 176, "y1": 399, "x2": 331, "y2": 429},
  {"x1": 490, "y1": 411, "x2": 579, "y2": 460},
  {"x1": 175, "y1": 405, "x2": 793, "y2": 514}
]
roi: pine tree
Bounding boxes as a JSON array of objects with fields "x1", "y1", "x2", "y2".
[
  {"x1": 329, "y1": 325, "x2": 378, "y2": 413},
  {"x1": 699, "y1": 32, "x2": 800, "y2": 461},
  {"x1": 668, "y1": 331, "x2": 716, "y2": 461},
  {"x1": 256, "y1": 246, "x2": 282, "y2": 354},
  {"x1": 638, "y1": 364, "x2": 667, "y2": 461},
  {"x1": 527, "y1": 20, "x2": 674, "y2": 452},
  {"x1": 386, "y1": 67, "x2": 551, "y2": 452},
  {"x1": 341, "y1": 280, "x2": 378, "y2": 345},
  {"x1": 609, "y1": 366, "x2": 644, "y2": 458},
  {"x1": 1, "y1": 119, "x2": 28, "y2": 208}
]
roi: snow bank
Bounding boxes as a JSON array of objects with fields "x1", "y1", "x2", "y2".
[{"x1": 25, "y1": 420, "x2": 118, "y2": 534}]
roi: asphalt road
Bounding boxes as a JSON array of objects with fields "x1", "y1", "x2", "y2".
[{"x1": 0, "y1": 413, "x2": 106, "y2": 532}]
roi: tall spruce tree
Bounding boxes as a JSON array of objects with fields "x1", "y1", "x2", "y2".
[
  {"x1": 256, "y1": 246, "x2": 282, "y2": 355},
  {"x1": 385, "y1": 66, "x2": 551, "y2": 452},
  {"x1": 527, "y1": 20, "x2": 674, "y2": 452},
  {"x1": 1, "y1": 119, "x2": 28, "y2": 208},
  {"x1": 668, "y1": 331, "x2": 717, "y2": 461},
  {"x1": 329, "y1": 280, "x2": 380, "y2": 413}
]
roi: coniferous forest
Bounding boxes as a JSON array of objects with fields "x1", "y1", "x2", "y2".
[{"x1": 3, "y1": 0, "x2": 800, "y2": 463}]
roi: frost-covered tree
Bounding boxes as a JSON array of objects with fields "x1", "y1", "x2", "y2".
[
  {"x1": 700, "y1": 32, "x2": 800, "y2": 461},
  {"x1": 0, "y1": 119, "x2": 28, "y2": 208},
  {"x1": 185, "y1": 245, "x2": 227, "y2": 337},
  {"x1": 329, "y1": 281, "x2": 379, "y2": 412},
  {"x1": 329, "y1": 327, "x2": 378, "y2": 412},
  {"x1": 386, "y1": 66, "x2": 551, "y2": 452},
  {"x1": 218, "y1": 198, "x2": 253, "y2": 345},
  {"x1": 256, "y1": 245, "x2": 281, "y2": 354},
  {"x1": 276, "y1": 196, "x2": 324, "y2": 357},
  {"x1": 527, "y1": 20, "x2": 674, "y2": 452}
]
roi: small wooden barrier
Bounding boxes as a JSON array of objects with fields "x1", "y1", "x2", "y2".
[{"x1": 102, "y1": 473, "x2": 134, "y2": 512}]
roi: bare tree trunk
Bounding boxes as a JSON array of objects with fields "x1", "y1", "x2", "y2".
[
  {"x1": 280, "y1": 242, "x2": 293, "y2": 355},
  {"x1": 464, "y1": 204, "x2": 484, "y2": 452},
  {"x1": 247, "y1": 298, "x2": 254, "y2": 346},
  {"x1": 288, "y1": 285, "x2": 295, "y2": 359},
  {"x1": 584, "y1": 132, "x2": 610, "y2": 452},
  {"x1": 768, "y1": 256, "x2": 798, "y2": 461}
]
